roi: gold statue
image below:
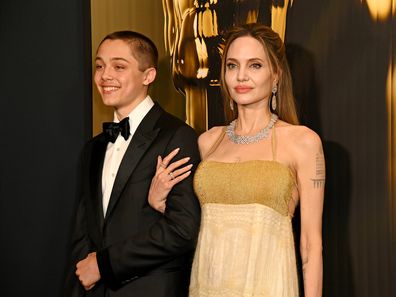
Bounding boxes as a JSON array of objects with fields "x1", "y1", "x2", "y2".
[{"x1": 163, "y1": 0, "x2": 293, "y2": 133}]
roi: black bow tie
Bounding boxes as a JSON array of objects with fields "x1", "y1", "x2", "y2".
[{"x1": 103, "y1": 117, "x2": 130, "y2": 143}]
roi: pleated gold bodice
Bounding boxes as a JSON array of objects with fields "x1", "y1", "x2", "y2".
[{"x1": 194, "y1": 160, "x2": 294, "y2": 216}]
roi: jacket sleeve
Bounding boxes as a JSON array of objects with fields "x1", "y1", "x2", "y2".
[
  {"x1": 63, "y1": 147, "x2": 92, "y2": 297},
  {"x1": 96, "y1": 124, "x2": 201, "y2": 288}
]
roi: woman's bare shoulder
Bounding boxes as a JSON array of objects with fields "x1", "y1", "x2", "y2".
[
  {"x1": 278, "y1": 123, "x2": 323, "y2": 161},
  {"x1": 292, "y1": 125, "x2": 321, "y2": 149},
  {"x1": 198, "y1": 126, "x2": 226, "y2": 155},
  {"x1": 277, "y1": 121, "x2": 320, "y2": 143}
]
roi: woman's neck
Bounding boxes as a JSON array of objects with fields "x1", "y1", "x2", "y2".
[{"x1": 234, "y1": 106, "x2": 273, "y2": 135}]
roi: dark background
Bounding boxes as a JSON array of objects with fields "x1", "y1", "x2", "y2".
[
  {"x1": 0, "y1": 0, "x2": 394, "y2": 297},
  {"x1": 284, "y1": 1, "x2": 395, "y2": 296},
  {"x1": 0, "y1": 1, "x2": 92, "y2": 296}
]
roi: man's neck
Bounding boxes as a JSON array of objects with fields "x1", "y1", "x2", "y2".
[{"x1": 115, "y1": 96, "x2": 148, "y2": 121}]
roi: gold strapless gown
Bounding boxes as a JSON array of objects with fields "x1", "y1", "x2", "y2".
[{"x1": 190, "y1": 160, "x2": 299, "y2": 297}]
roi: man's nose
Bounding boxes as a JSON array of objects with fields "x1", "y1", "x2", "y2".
[{"x1": 101, "y1": 67, "x2": 113, "y2": 81}]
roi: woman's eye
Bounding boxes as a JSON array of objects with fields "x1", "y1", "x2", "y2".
[
  {"x1": 115, "y1": 65, "x2": 125, "y2": 70},
  {"x1": 250, "y1": 63, "x2": 262, "y2": 69},
  {"x1": 95, "y1": 64, "x2": 103, "y2": 70},
  {"x1": 226, "y1": 63, "x2": 237, "y2": 70}
]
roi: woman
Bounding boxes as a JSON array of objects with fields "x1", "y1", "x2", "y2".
[{"x1": 149, "y1": 23, "x2": 324, "y2": 297}]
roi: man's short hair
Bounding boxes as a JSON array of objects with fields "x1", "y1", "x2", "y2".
[{"x1": 99, "y1": 30, "x2": 158, "y2": 72}]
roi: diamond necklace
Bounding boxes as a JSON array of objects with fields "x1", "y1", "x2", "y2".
[{"x1": 226, "y1": 113, "x2": 278, "y2": 144}]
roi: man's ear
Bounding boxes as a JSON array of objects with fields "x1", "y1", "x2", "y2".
[{"x1": 143, "y1": 68, "x2": 156, "y2": 86}]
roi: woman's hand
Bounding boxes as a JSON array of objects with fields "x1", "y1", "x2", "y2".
[{"x1": 148, "y1": 148, "x2": 193, "y2": 213}]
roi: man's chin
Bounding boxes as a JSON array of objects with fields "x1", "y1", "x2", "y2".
[{"x1": 101, "y1": 97, "x2": 119, "y2": 108}]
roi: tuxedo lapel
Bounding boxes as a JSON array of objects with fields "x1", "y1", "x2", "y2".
[{"x1": 104, "y1": 104, "x2": 163, "y2": 221}]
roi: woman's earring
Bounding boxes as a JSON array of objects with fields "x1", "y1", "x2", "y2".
[
  {"x1": 230, "y1": 99, "x2": 234, "y2": 111},
  {"x1": 270, "y1": 85, "x2": 277, "y2": 112}
]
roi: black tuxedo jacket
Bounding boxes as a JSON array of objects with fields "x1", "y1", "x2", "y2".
[{"x1": 65, "y1": 103, "x2": 201, "y2": 297}]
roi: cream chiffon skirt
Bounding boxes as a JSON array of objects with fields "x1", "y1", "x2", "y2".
[{"x1": 189, "y1": 203, "x2": 299, "y2": 297}]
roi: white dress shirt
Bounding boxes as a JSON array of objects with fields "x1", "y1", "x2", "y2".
[{"x1": 101, "y1": 96, "x2": 154, "y2": 215}]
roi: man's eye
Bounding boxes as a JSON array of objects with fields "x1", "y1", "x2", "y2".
[
  {"x1": 115, "y1": 65, "x2": 125, "y2": 70},
  {"x1": 95, "y1": 64, "x2": 103, "y2": 70}
]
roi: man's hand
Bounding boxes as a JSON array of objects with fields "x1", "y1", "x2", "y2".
[{"x1": 76, "y1": 252, "x2": 101, "y2": 290}]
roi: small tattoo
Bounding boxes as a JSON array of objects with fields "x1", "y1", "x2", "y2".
[
  {"x1": 311, "y1": 150, "x2": 325, "y2": 188},
  {"x1": 315, "y1": 152, "x2": 325, "y2": 177},
  {"x1": 311, "y1": 178, "x2": 325, "y2": 188}
]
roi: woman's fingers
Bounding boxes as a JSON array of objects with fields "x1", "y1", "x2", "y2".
[
  {"x1": 166, "y1": 164, "x2": 192, "y2": 186},
  {"x1": 161, "y1": 147, "x2": 180, "y2": 168},
  {"x1": 170, "y1": 170, "x2": 191, "y2": 185},
  {"x1": 166, "y1": 157, "x2": 190, "y2": 172},
  {"x1": 170, "y1": 164, "x2": 193, "y2": 178},
  {"x1": 148, "y1": 151, "x2": 193, "y2": 214},
  {"x1": 156, "y1": 155, "x2": 163, "y2": 171}
]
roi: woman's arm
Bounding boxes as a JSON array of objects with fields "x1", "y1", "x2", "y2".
[
  {"x1": 148, "y1": 126, "x2": 225, "y2": 212},
  {"x1": 294, "y1": 128, "x2": 325, "y2": 297}
]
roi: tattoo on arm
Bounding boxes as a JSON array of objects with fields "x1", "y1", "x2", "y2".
[
  {"x1": 311, "y1": 178, "x2": 325, "y2": 188},
  {"x1": 311, "y1": 150, "x2": 325, "y2": 188}
]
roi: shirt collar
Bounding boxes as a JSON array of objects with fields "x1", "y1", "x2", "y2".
[{"x1": 113, "y1": 96, "x2": 154, "y2": 138}]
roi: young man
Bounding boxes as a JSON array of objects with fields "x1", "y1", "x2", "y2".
[{"x1": 64, "y1": 31, "x2": 201, "y2": 297}]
